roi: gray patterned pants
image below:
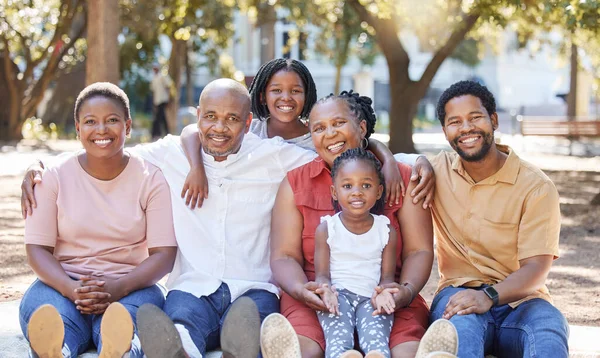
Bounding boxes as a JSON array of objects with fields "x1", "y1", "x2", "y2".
[{"x1": 317, "y1": 288, "x2": 394, "y2": 358}]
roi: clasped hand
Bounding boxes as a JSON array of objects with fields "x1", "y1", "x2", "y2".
[{"x1": 69, "y1": 276, "x2": 124, "y2": 315}]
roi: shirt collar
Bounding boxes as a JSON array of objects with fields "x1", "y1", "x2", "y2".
[
  {"x1": 451, "y1": 144, "x2": 519, "y2": 185},
  {"x1": 308, "y1": 157, "x2": 330, "y2": 179}
]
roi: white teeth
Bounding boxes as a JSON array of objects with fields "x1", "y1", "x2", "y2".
[
  {"x1": 278, "y1": 106, "x2": 293, "y2": 111},
  {"x1": 327, "y1": 142, "x2": 344, "y2": 151},
  {"x1": 94, "y1": 139, "x2": 112, "y2": 145},
  {"x1": 461, "y1": 137, "x2": 478, "y2": 143},
  {"x1": 211, "y1": 137, "x2": 227, "y2": 142}
]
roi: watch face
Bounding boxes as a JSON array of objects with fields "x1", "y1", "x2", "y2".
[
  {"x1": 485, "y1": 286, "x2": 498, "y2": 297},
  {"x1": 484, "y1": 286, "x2": 499, "y2": 305}
]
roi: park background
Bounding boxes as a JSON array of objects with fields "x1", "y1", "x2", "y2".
[{"x1": 1, "y1": 0, "x2": 600, "y2": 357}]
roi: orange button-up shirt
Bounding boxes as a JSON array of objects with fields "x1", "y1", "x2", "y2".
[{"x1": 431, "y1": 145, "x2": 560, "y2": 307}]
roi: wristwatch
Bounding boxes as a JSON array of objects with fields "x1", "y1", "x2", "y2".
[{"x1": 483, "y1": 286, "x2": 499, "y2": 306}]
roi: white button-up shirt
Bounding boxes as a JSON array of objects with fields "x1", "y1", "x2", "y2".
[{"x1": 132, "y1": 133, "x2": 316, "y2": 300}]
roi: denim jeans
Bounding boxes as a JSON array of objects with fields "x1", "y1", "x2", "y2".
[
  {"x1": 164, "y1": 283, "x2": 279, "y2": 358},
  {"x1": 430, "y1": 286, "x2": 569, "y2": 358},
  {"x1": 19, "y1": 279, "x2": 165, "y2": 358}
]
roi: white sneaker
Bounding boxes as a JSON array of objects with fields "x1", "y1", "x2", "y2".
[
  {"x1": 259, "y1": 313, "x2": 301, "y2": 358},
  {"x1": 415, "y1": 319, "x2": 458, "y2": 358}
]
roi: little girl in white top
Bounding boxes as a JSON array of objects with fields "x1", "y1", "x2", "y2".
[{"x1": 315, "y1": 148, "x2": 399, "y2": 358}]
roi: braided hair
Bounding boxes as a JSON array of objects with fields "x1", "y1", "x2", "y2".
[
  {"x1": 74, "y1": 82, "x2": 131, "y2": 122},
  {"x1": 248, "y1": 58, "x2": 317, "y2": 120},
  {"x1": 330, "y1": 147, "x2": 386, "y2": 215},
  {"x1": 312, "y1": 90, "x2": 377, "y2": 139}
]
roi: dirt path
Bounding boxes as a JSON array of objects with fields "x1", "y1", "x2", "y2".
[{"x1": 1, "y1": 141, "x2": 599, "y2": 325}]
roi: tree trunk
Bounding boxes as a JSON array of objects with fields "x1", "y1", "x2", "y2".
[
  {"x1": 388, "y1": 73, "x2": 418, "y2": 153},
  {"x1": 86, "y1": 0, "x2": 119, "y2": 84},
  {"x1": 185, "y1": 44, "x2": 194, "y2": 106},
  {"x1": 567, "y1": 41, "x2": 577, "y2": 121},
  {"x1": 166, "y1": 38, "x2": 186, "y2": 134},
  {"x1": 2, "y1": 94, "x2": 23, "y2": 141},
  {"x1": 258, "y1": 3, "x2": 276, "y2": 63}
]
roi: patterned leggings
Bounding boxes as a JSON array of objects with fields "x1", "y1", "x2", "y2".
[{"x1": 317, "y1": 289, "x2": 394, "y2": 358}]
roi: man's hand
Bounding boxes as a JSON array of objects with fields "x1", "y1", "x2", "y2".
[
  {"x1": 296, "y1": 281, "x2": 329, "y2": 312},
  {"x1": 181, "y1": 166, "x2": 209, "y2": 209},
  {"x1": 319, "y1": 284, "x2": 340, "y2": 315},
  {"x1": 21, "y1": 162, "x2": 45, "y2": 219},
  {"x1": 382, "y1": 160, "x2": 405, "y2": 206},
  {"x1": 443, "y1": 289, "x2": 493, "y2": 320},
  {"x1": 372, "y1": 287, "x2": 397, "y2": 315},
  {"x1": 410, "y1": 156, "x2": 435, "y2": 209}
]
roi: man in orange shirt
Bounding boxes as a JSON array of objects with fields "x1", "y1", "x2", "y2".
[{"x1": 428, "y1": 81, "x2": 569, "y2": 357}]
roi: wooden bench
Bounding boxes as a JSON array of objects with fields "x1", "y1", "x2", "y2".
[
  {"x1": 518, "y1": 119, "x2": 600, "y2": 155},
  {"x1": 519, "y1": 119, "x2": 600, "y2": 138}
]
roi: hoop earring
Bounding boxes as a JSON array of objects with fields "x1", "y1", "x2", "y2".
[
  {"x1": 298, "y1": 116, "x2": 308, "y2": 126},
  {"x1": 361, "y1": 137, "x2": 368, "y2": 149}
]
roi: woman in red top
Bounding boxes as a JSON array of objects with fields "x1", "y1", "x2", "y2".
[{"x1": 271, "y1": 91, "x2": 434, "y2": 358}]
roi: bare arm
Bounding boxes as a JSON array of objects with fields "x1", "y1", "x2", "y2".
[
  {"x1": 397, "y1": 178, "x2": 434, "y2": 297},
  {"x1": 180, "y1": 124, "x2": 208, "y2": 208},
  {"x1": 313, "y1": 222, "x2": 332, "y2": 287},
  {"x1": 376, "y1": 179, "x2": 434, "y2": 309},
  {"x1": 313, "y1": 222, "x2": 338, "y2": 314},
  {"x1": 26, "y1": 244, "x2": 109, "y2": 304},
  {"x1": 270, "y1": 177, "x2": 327, "y2": 311},
  {"x1": 368, "y1": 138, "x2": 404, "y2": 204},
  {"x1": 379, "y1": 226, "x2": 398, "y2": 286},
  {"x1": 443, "y1": 255, "x2": 553, "y2": 318}
]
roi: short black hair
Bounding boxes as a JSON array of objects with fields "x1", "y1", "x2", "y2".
[
  {"x1": 248, "y1": 58, "x2": 317, "y2": 120},
  {"x1": 312, "y1": 90, "x2": 377, "y2": 139},
  {"x1": 330, "y1": 147, "x2": 386, "y2": 215},
  {"x1": 436, "y1": 80, "x2": 496, "y2": 126},
  {"x1": 74, "y1": 82, "x2": 131, "y2": 122}
]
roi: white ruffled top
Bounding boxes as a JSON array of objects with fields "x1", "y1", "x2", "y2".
[{"x1": 321, "y1": 212, "x2": 391, "y2": 298}]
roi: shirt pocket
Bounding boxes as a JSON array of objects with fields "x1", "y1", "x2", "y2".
[{"x1": 480, "y1": 208, "x2": 519, "y2": 264}]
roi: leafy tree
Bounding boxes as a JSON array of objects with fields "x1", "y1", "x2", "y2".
[
  {"x1": 274, "y1": 0, "x2": 600, "y2": 152},
  {"x1": 0, "y1": 0, "x2": 86, "y2": 140}
]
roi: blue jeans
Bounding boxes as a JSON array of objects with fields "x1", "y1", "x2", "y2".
[
  {"x1": 430, "y1": 286, "x2": 569, "y2": 358},
  {"x1": 19, "y1": 279, "x2": 165, "y2": 358},
  {"x1": 164, "y1": 283, "x2": 279, "y2": 357}
]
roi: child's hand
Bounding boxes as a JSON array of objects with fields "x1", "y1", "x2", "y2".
[
  {"x1": 382, "y1": 160, "x2": 405, "y2": 206},
  {"x1": 372, "y1": 287, "x2": 399, "y2": 315},
  {"x1": 319, "y1": 284, "x2": 340, "y2": 315},
  {"x1": 181, "y1": 166, "x2": 209, "y2": 209}
]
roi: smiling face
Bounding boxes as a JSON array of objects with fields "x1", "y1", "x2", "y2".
[
  {"x1": 75, "y1": 96, "x2": 131, "y2": 160},
  {"x1": 197, "y1": 86, "x2": 252, "y2": 162},
  {"x1": 331, "y1": 159, "x2": 383, "y2": 217},
  {"x1": 263, "y1": 69, "x2": 306, "y2": 123},
  {"x1": 309, "y1": 99, "x2": 367, "y2": 168},
  {"x1": 442, "y1": 95, "x2": 497, "y2": 162}
]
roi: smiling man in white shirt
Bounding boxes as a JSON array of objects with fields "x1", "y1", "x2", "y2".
[{"x1": 131, "y1": 79, "x2": 317, "y2": 358}]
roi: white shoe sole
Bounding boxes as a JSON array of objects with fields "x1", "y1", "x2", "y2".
[
  {"x1": 415, "y1": 319, "x2": 458, "y2": 358},
  {"x1": 259, "y1": 313, "x2": 301, "y2": 358}
]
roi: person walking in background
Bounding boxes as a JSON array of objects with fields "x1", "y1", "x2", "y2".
[{"x1": 151, "y1": 63, "x2": 173, "y2": 140}]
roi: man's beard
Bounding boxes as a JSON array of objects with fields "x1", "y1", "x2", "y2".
[{"x1": 451, "y1": 131, "x2": 494, "y2": 162}]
